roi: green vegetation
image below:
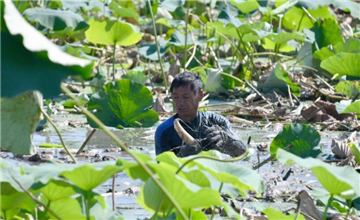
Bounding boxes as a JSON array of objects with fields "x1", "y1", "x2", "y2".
[{"x1": 1, "y1": 0, "x2": 360, "y2": 219}]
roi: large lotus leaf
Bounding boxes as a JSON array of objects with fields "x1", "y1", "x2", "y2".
[
  {"x1": 23, "y1": 8, "x2": 88, "y2": 31},
  {"x1": 136, "y1": 162, "x2": 222, "y2": 215},
  {"x1": 169, "y1": 31, "x2": 194, "y2": 47},
  {"x1": 206, "y1": 21, "x2": 238, "y2": 39},
  {"x1": 47, "y1": 197, "x2": 85, "y2": 220},
  {"x1": 85, "y1": 19, "x2": 142, "y2": 46},
  {"x1": 61, "y1": 163, "x2": 121, "y2": 191},
  {"x1": 321, "y1": 53, "x2": 360, "y2": 78},
  {"x1": 122, "y1": 70, "x2": 148, "y2": 85},
  {"x1": 218, "y1": 4, "x2": 242, "y2": 28},
  {"x1": 335, "y1": 81, "x2": 360, "y2": 98},
  {"x1": 311, "y1": 19, "x2": 343, "y2": 49},
  {"x1": 283, "y1": 5, "x2": 335, "y2": 31},
  {"x1": 138, "y1": 38, "x2": 169, "y2": 61},
  {"x1": 266, "y1": 32, "x2": 305, "y2": 45},
  {"x1": 270, "y1": 123, "x2": 321, "y2": 158},
  {"x1": 159, "y1": 0, "x2": 184, "y2": 12},
  {"x1": 1, "y1": 91, "x2": 42, "y2": 155},
  {"x1": 298, "y1": 0, "x2": 360, "y2": 20},
  {"x1": 1, "y1": 1, "x2": 93, "y2": 98},
  {"x1": 262, "y1": 38, "x2": 295, "y2": 52},
  {"x1": 1, "y1": 182, "x2": 37, "y2": 215},
  {"x1": 229, "y1": 0, "x2": 259, "y2": 14},
  {"x1": 32, "y1": 180, "x2": 76, "y2": 201},
  {"x1": 189, "y1": 158, "x2": 265, "y2": 197},
  {"x1": 109, "y1": 1, "x2": 139, "y2": 22},
  {"x1": 277, "y1": 148, "x2": 360, "y2": 199},
  {"x1": 262, "y1": 63, "x2": 300, "y2": 96},
  {"x1": 338, "y1": 100, "x2": 360, "y2": 119},
  {"x1": 87, "y1": 79, "x2": 159, "y2": 128},
  {"x1": 263, "y1": 207, "x2": 306, "y2": 220},
  {"x1": 335, "y1": 38, "x2": 360, "y2": 54},
  {"x1": 1, "y1": 160, "x2": 36, "y2": 192},
  {"x1": 117, "y1": 151, "x2": 152, "y2": 181}
]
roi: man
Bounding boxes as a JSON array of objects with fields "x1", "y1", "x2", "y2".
[{"x1": 155, "y1": 71, "x2": 247, "y2": 157}]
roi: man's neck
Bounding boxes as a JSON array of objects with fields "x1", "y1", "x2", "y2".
[{"x1": 178, "y1": 111, "x2": 198, "y2": 123}]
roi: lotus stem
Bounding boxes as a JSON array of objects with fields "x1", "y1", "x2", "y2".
[
  {"x1": 76, "y1": 129, "x2": 97, "y2": 155},
  {"x1": 147, "y1": 0, "x2": 167, "y2": 90},
  {"x1": 61, "y1": 85, "x2": 188, "y2": 220},
  {"x1": 174, "y1": 118, "x2": 197, "y2": 145},
  {"x1": 183, "y1": 0, "x2": 191, "y2": 68},
  {"x1": 40, "y1": 108, "x2": 77, "y2": 164},
  {"x1": 112, "y1": 42, "x2": 116, "y2": 81},
  {"x1": 323, "y1": 195, "x2": 333, "y2": 220}
]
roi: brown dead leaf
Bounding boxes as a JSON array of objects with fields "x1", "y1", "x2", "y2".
[
  {"x1": 153, "y1": 93, "x2": 168, "y2": 113},
  {"x1": 296, "y1": 190, "x2": 322, "y2": 220},
  {"x1": 301, "y1": 100, "x2": 354, "y2": 122}
]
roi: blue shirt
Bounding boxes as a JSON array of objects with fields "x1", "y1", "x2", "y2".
[{"x1": 155, "y1": 111, "x2": 234, "y2": 155}]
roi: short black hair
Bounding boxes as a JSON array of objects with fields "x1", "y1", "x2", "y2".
[{"x1": 170, "y1": 71, "x2": 203, "y2": 94}]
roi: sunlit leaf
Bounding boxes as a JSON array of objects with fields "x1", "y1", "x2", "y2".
[
  {"x1": 159, "y1": 0, "x2": 184, "y2": 12},
  {"x1": 109, "y1": 1, "x2": 139, "y2": 22},
  {"x1": 270, "y1": 123, "x2": 321, "y2": 158},
  {"x1": 263, "y1": 206, "x2": 306, "y2": 220},
  {"x1": 117, "y1": 151, "x2": 152, "y2": 181},
  {"x1": 1, "y1": 91, "x2": 42, "y2": 155},
  {"x1": 61, "y1": 162, "x2": 121, "y2": 191},
  {"x1": 311, "y1": 19, "x2": 343, "y2": 49},
  {"x1": 277, "y1": 148, "x2": 360, "y2": 199},
  {"x1": 283, "y1": 5, "x2": 335, "y2": 31},
  {"x1": 136, "y1": 162, "x2": 222, "y2": 215},
  {"x1": 33, "y1": 180, "x2": 76, "y2": 201},
  {"x1": 349, "y1": 142, "x2": 360, "y2": 164},
  {"x1": 23, "y1": 8, "x2": 88, "y2": 31},
  {"x1": 321, "y1": 53, "x2": 360, "y2": 78},
  {"x1": 1, "y1": 182, "x2": 37, "y2": 215},
  {"x1": 85, "y1": 19, "x2": 143, "y2": 46},
  {"x1": 262, "y1": 63, "x2": 300, "y2": 96},
  {"x1": 87, "y1": 79, "x2": 159, "y2": 128},
  {"x1": 335, "y1": 81, "x2": 360, "y2": 98},
  {"x1": 1, "y1": 1, "x2": 93, "y2": 98},
  {"x1": 338, "y1": 100, "x2": 360, "y2": 118},
  {"x1": 47, "y1": 197, "x2": 86, "y2": 220},
  {"x1": 230, "y1": 0, "x2": 259, "y2": 14}
]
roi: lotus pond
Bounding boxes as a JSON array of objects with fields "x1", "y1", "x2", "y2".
[{"x1": 1, "y1": 0, "x2": 360, "y2": 219}]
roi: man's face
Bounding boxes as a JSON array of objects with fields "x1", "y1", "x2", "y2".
[{"x1": 172, "y1": 86, "x2": 203, "y2": 122}]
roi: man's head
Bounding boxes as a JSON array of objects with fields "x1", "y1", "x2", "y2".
[{"x1": 170, "y1": 72, "x2": 204, "y2": 122}]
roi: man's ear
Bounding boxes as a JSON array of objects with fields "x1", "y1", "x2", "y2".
[{"x1": 197, "y1": 89, "x2": 204, "y2": 101}]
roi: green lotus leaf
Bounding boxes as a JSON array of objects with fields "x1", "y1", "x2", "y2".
[
  {"x1": 32, "y1": 180, "x2": 76, "y2": 201},
  {"x1": 339, "y1": 100, "x2": 360, "y2": 118},
  {"x1": 117, "y1": 151, "x2": 152, "y2": 181},
  {"x1": 109, "y1": 1, "x2": 139, "y2": 22},
  {"x1": 266, "y1": 32, "x2": 305, "y2": 45},
  {"x1": 87, "y1": 79, "x2": 159, "y2": 128},
  {"x1": 229, "y1": 0, "x2": 259, "y2": 14},
  {"x1": 262, "y1": 207, "x2": 306, "y2": 220},
  {"x1": 311, "y1": 19, "x2": 343, "y2": 49},
  {"x1": 349, "y1": 142, "x2": 360, "y2": 164},
  {"x1": 169, "y1": 31, "x2": 194, "y2": 47},
  {"x1": 262, "y1": 38, "x2": 295, "y2": 52},
  {"x1": 1, "y1": 91, "x2": 42, "y2": 155},
  {"x1": 136, "y1": 162, "x2": 222, "y2": 216},
  {"x1": 61, "y1": 93, "x2": 89, "y2": 108},
  {"x1": 138, "y1": 38, "x2": 169, "y2": 60},
  {"x1": 51, "y1": 0, "x2": 88, "y2": 11},
  {"x1": 321, "y1": 53, "x2": 360, "y2": 78},
  {"x1": 270, "y1": 123, "x2": 321, "y2": 158},
  {"x1": 122, "y1": 70, "x2": 148, "y2": 85},
  {"x1": 218, "y1": 4, "x2": 242, "y2": 28},
  {"x1": 85, "y1": 19, "x2": 143, "y2": 46},
  {"x1": 156, "y1": 18, "x2": 186, "y2": 28},
  {"x1": 158, "y1": 0, "x2": 184, "y2": 12},
  {"x1": 47, "y1": 197, "x2": 85, "y2": 220},
  {"x1": 277, "y1": 148, "x2": 360, "y2": 199},
  {"x1": 262, "y1": 63, "x2": 300, "y2": 96},
  {"x1": 61, "y1": 163, "x2": 122, "y2": 191},
  {"x1": 335, "y1": 81, "x2": 360, "y2": 98},
  {"x1": 1, "y1": 1, "x2": 93, "y2": 98},
  {"x1": 204, "y1": 68, "x2": 224, "y2": 92},
  {"x1": 283, "y1": 5, "x2": 335, "y2": 31},
  {"x1": 1, "y1": 160, "x2": 36, "y2": 192},
  {"x1": 314, "y1": 38, "x2": 360, "y2": 61},
  {"x1": 23, "y1": 8, "x2": 88, "y2": 31},
  {"x1": 1, "y1": 182, "x2": 37, "y2": 216}
]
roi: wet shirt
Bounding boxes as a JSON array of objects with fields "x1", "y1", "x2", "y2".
[{"x1": 155, "y1": 111, "x2": 234, "y2": 155}]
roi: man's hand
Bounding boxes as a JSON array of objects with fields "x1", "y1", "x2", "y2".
[
  {"x1": 176, "y1": 144, "x2": 202, "y2": 157},
  {"x1": 204, "y1": 126, "x2": 247, "y2": 157}
]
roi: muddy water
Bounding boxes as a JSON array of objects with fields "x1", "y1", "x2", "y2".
[{"x1": 7, "y1": 111, "x2": 358, "y2": 218}]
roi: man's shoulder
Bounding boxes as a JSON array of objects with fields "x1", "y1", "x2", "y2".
[{"x1": 155, "y1": 115, "x2": 176, "y2": 136}]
